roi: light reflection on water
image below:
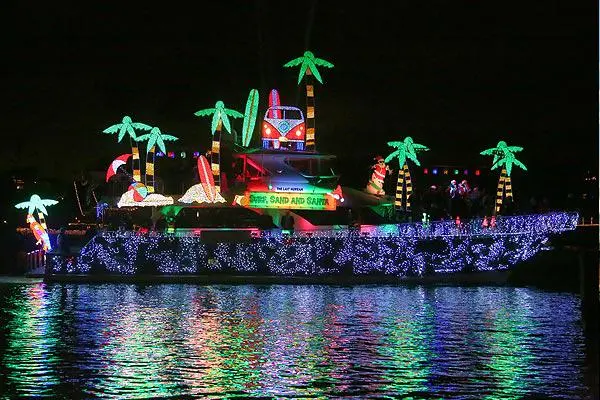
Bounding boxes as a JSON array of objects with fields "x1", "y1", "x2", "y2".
[{"x1": 0, "y1": 283, "x2": 591, "y2": 398}]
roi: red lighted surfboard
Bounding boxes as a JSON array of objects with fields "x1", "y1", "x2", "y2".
[
  {"x1": 268, "y1": 89, "x2": 281, "y2": 118},
  {"x1": 198, "y1": 155, "x2": 216, "y2": 202}
]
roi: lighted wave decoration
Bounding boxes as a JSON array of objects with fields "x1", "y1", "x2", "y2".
[{"x1": 48, "y1": 213, "x2": 578, "y2": 277}]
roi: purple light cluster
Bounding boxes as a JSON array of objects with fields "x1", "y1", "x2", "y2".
[{"x1": 47, "y1": 212, "x2": 577, "y2": 277}]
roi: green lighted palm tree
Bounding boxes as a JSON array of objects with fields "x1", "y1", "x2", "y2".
[
  {"x1": 194, "y1": 101, "x2": 243, "y2": 192},
  {"x1": 385, "y1": 137, "x2": 429, "y2": 211},
  {"x1": 102, "y1": 116, "x2": 152, "y2": 183},
  {"x1": 284, "y1": 50, "x2": 334, "y2": 151},
  {"x1": 14, "y1": 194, "x2": 58, "y2": 230},
  {"x1": 480, "y1": 140, "x2": 527, "y2": 214},
  {"x1": 135, "y1": 127, "x2": 179, "y2": 193}
]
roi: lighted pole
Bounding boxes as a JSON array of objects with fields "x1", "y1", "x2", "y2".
[
  {"x1": 194, "y1": 101, "x2": 243, "y2": 192},
  {"x1": 480, "y1": 140, "x2": 527, "y2": 214},
  {"x1": 385, "y1": 137, "x2": 429, "y2": 212},
  {"x1": 102, "y1": 116, "x2": 152, "y2": 183},
  {"x1": 283, "y1": 51, "x2": 333, "y2": 151},
  {"x1": 135, "y1": 127, "x2": 179, "y2": 194}
]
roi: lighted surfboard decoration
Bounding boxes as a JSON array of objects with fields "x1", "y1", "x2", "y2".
[
  {"x1": 179, "y1": 155, "x2": 226, "y2": 204},
  {"x1": 241, "y1": 89, "x2": 259, "y2": 147},
  {"x1": 198, "y1": 155, "x2": 216, "y2": 202},
  {"x1": 106, "y1": 153, "x2": 132, "y2": 182},
  {"x1": 268, "y1": 89, "x2": 281, "y2": 119}
]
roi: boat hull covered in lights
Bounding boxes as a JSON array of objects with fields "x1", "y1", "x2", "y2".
[{"x1": 47, "y1": 212, "x2": 578, "y2": 278}]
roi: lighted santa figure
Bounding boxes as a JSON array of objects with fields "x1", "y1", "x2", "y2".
[{"x1": 366, "y1": 155, "x2": 393, "y2": 196}]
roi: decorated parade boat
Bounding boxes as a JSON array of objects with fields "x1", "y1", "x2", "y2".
[{"x1": 16, "y1": 50, "x2": 578, "y2": 279}]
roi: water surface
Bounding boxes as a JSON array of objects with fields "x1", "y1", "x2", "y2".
[{"x1": 0, "y1": 282, "x2": 593, "y2": 398}]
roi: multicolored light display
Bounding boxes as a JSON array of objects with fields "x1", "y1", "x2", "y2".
[
  {"x1": 15, "y1": 194, "x2": 58, "y2": 251},
  {"x1": 385, "y1": 137, "x2": 429, "y2": 211},
  {"x1": 48, "y1": 212, "x2": 577, "y2": 277},
  {"x1": 15, "y1": 194, "x2": 58, "y2": 228},
  {"x1": 242, "y1": 89, "x2": 259, "y2": 147},
  {"x1": 135, "y1": 127, "x2": 179, "y2": 194},
  {"x1": 242, "y1": 191, "x2": 337, "y2": 211},
  {"x1": 1, "y1": 283, "x2": 588, "y2": 398},
  {"x1": 194, "y1": 101, "x2": 244, "y2": 192},
  {"x1": 103, "y1": 116, "x2": 152, "y2": 183},
  {"x1": 284, "y1": 50, "x2": 333, "y2": 151},
  {"x1": 480, "y1": 140, "x2": 527, "y2": 214}
]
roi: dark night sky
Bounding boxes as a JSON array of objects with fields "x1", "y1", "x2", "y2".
[{"x1": 2, "y1": 1, "x2": 597, "y2": 191}]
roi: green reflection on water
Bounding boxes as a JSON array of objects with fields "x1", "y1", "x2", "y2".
[
  {"x1": 91, "y1": 304, "x2": 183, "y2": 398},
  {"x1": 180, "y1": 293, "x2": 265, "y2": 397},
  {"x1": 482, "y1": 289, "x2": 538, "y2": 400},
  {"x1": 0, "y1": 283, "x2": 586, "y2": 398},
  {"x1": 376, "y1": 288, "x2": 435, "y2": 397},
  {"x1": 3, "y1": 283, "x2": 60, "y2": 396}
]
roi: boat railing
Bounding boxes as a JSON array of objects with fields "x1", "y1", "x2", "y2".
[
  {"x1": 92, "y1": 212, "x2": 578, "y2": 240},
  {"x1": 25, "y1": 249, "x2": 46, "y2": 272}
]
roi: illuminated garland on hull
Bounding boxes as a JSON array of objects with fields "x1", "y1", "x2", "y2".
[{"x1": 47, "y1": 213, "x2": 578, "y2": 277}]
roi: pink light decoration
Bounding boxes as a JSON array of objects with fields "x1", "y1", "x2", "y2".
[{"x1": 268, "y1": 89, "x2": 281, "y2": 118}]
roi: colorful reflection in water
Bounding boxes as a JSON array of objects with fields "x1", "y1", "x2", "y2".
[{"x1": 0, "y1": 283, "x2": 591, "y2": 398}]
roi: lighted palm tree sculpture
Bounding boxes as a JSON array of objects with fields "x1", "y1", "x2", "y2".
[
  {"x1": 194, "y1": 101, "x2": 243, "y2": 192},
  {"x1": 284, "y1": 51, "x2": 334, "y2": 151},
  {"x1": 14, "y1": 194, "x2": 58, "y2": 230},
  {"x1": 480, "y1": 140, "x2": 527, "y2": 214},
  {"x1": 102, "y1": 116, "x2": 152, "y2": 183},
  {"x1": 385, "y1": 137, "x2": 429, "y2": 211},
  {"x1": 135, "y1": 127, "x2": 179, "y2": 194}
]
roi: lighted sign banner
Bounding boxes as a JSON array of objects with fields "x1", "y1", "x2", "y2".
[
  {"x1": 246, "y1": 180, "x2": 335, "y2": 194},
  {"x1": 271, "y1": 184, "x2": 332, "y2": 194},
  {"x1": 244, "y1": 191, "x2": 336, "y2": 211}
]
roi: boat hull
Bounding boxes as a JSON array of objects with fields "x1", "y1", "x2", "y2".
[{"x1": 46, "y1": 212, "x2": 578, "y2": 278}]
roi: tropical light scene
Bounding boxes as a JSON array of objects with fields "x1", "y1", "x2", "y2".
[{"x1": 0, "y1": 2, "x2": 596, "y2": 399}]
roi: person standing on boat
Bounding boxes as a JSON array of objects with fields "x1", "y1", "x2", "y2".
[{"x1": 448, "y1": 180, "x2": 462, "y2": 219}]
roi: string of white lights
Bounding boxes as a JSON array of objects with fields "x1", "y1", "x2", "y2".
[{"x1": 48, "y1": 212, "x2": 577, "y2": 277}]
